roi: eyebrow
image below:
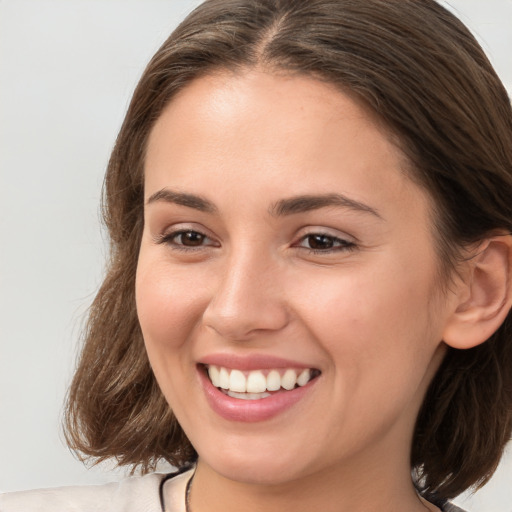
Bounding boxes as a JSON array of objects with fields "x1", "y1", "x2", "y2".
[
  {"x1": 146, "y1": 188, "x2": 381, "y2": 219},
  {"x1": 270, "y1": 193, "x2": 382, "y2": 219},
  {"x1": 146, "y1": 188, "x2": 217, "y2": 213}
]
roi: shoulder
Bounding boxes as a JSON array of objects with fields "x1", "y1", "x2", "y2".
[{"x1": 0, "y1": 472, "x2": 168, "y2": 512}]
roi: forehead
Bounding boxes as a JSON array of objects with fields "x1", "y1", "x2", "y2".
[
  {"x1": 148, "y1": 71, "x2": 404, "y2": 179},
  {"x1": 144, "y1": 70, "x2": 431, "y2": 228},
  {"x1": 149, "y1": 69, "x2": 388, "y2": 139}
]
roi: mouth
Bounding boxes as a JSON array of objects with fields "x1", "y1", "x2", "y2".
[{"x1": 201, "y1": 364, "x2": 321, "y2": 401}]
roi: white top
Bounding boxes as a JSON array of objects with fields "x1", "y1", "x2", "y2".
[{"x1": 0, "y1": 468, "x2": 193, "y2": 512}]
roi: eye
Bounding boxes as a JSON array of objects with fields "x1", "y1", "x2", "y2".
[
  {"x1": 297, "y1": 233, "x2": 356, "y2": 253},
  {"x1": 174, "y1": 230, "x2": 207, "y2": 247},
  {"x1": 156, "y1": 229, "x2": 217, "y2": 249}
]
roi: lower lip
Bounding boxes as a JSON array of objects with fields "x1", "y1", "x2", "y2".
[{"x1": 198, "y1": 367, "x2": 317, "y2": 422}]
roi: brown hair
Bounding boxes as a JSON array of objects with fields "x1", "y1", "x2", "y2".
[{"x1": 64, "y1": 0, "x2": 512, "y2": 501}]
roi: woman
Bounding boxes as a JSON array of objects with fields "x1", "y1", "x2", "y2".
[{"x1": 2, "y1": 0, "x2": 511, "y2": 511}]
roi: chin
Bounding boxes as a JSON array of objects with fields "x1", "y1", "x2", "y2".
[{"x1": 196, "y1": 439, "x2": 313, "y2": 486}]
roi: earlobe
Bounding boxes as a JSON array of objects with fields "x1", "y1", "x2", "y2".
[{"x1": 443, "y1": 234, "x2": 512, "y2": 350}]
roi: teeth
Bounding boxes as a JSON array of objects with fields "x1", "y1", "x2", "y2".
[
  {"x1": 219, "y1": 367, "x2": 230, "y2": 389},
  {"x1": 206, "y1": 365, "x2": 317, "y2": 395},
  {"x1": 247, "y1": 371, "x2": 267, "y2": 393},
  {"x1": 208, "y1": 365, "x2": 220, "y2": 387},
  {"x1": 281, "y1": 369, "x2": 297, "y2": 390},
  {"x1": 297, "y1": 369, "x2": 310, "y2": 386},
  {"x1": 226, "y1": 390, "x2": 271, "y2": 400},
  {"x1": 229, "y1": 370, "x2": 246, "y2": 392},
  {"x1": 266, "y1": 370, "x2": 281, "y2": 391}
]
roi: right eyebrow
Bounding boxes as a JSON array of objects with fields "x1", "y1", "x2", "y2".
[{"x1": 145, "y1": 188, "x2": 217, "y2": 214}]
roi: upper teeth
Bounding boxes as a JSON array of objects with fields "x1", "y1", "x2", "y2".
[{"x1": 207, "y1": 365, "x2": 314, "y2": 393}]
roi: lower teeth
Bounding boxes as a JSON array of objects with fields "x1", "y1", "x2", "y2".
[{"x1": 223, "y1": 389, "x2": 272, "y2": 400}]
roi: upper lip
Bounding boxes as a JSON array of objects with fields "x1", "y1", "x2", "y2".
[{"x1": 199, "y1": 353, "x2": 318, "y2": 371}]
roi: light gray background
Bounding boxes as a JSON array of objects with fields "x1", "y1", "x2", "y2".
[{"x1": 1, "y1": 1, "x2": 511, "y2": 509}]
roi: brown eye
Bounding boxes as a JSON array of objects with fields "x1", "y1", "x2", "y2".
[
  {"x1": 306, "y1": 234, "x2": 336, "y2": 250},
  {"x1": 175, "y1": 231, "x2": 206, "y2": 246},
  {"x1": 156, "y1": 228, "x2": 219, "y2": 251},
  {"x1": 296, "y1": 233, "x2": 356, "y2": 253}
]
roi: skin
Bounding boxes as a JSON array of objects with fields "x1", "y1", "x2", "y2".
[{"x1": 135, "y1": 70, "x2": 463, "y2": 512}]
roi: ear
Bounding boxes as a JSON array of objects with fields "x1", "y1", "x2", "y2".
[{"x1": 443, "y1": 234, "x2": 512, "y2": 350}]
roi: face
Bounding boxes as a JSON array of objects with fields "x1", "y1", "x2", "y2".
[{"x1": 136, "y1": 70, "x2": 451, "y2": 485}]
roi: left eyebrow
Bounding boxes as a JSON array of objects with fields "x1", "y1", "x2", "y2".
[{"x1": 269, "y1": 193, "x2": 383, "y2": 219}]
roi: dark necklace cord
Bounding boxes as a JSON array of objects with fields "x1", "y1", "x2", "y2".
[
  {"x1": 185, "y1": 470, "x2": 194, "y2": 512},
  {"x1": 159, "y1": 463, "x2": 196, "y2": 512}
]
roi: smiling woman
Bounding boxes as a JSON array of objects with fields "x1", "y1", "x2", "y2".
[
  {"x1": 137, "y1": 71, "x2": 452, "y2": 495},
  {"x1": 1, "y1": 1, "x2": 512, "y2": 512}
]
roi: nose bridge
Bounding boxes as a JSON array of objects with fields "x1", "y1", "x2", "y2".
[{"x1": 203, "y1": 244, "x2": 289, "y2": 340}]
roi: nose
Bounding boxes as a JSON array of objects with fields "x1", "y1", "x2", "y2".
[{"x1": 202, "y1": 250, "x2": 290, "y2": 341}]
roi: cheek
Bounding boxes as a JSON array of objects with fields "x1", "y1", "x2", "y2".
[
  {"x1": 135, "y1": 257, "x2": 209, "y2": 355},
  {"x1": 135, "y1": 257, "x2": 211, "y2": 416},
  {"x1": 291, "y1": 254, "x2": 442, "y2": 381}
]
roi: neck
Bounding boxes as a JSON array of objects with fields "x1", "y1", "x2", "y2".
[{"x1": 188, "y1": 454, "x2": 437, "y2": 512}]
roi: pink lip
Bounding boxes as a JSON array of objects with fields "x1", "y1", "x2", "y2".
[
  {"x1": 199, "y1": 353, "x2": 314, "y2": 371},
  {"x1": 198, "y1": 364, "x2": 319, "y2": 423}
]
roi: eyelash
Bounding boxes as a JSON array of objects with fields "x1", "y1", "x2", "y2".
[
  {"x1": 295, "y1": 233, "x2": 357, "y2": 254},
  {"x1": 155, "y1": 229, "x2": 357, "y2": 254},
  {"x1": 155, "y1": 229, "x2": 217, "y2": 251}
]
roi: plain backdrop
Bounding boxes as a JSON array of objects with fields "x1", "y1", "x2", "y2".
[{"x1": 1, "y1": 1, "x2": 511, "y2": 510}]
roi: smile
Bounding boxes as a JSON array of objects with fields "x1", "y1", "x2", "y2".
[
  {"x1": 206, "y1": 365, "x2": 321, "y2": 400},
  {"x1": 198, "y1": 361, "x2": 321, "y2": 422}
]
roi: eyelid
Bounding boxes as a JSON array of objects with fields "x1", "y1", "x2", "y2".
[
  {"x1": 295, "y1": 226, "x2": 356, "y2": 242},
  {"x1": 292, "y1": 227, "x2": 358, "y2": 253},
  {"x1": 153, "y1": 224, "x2": 220, "y2": 249}
]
